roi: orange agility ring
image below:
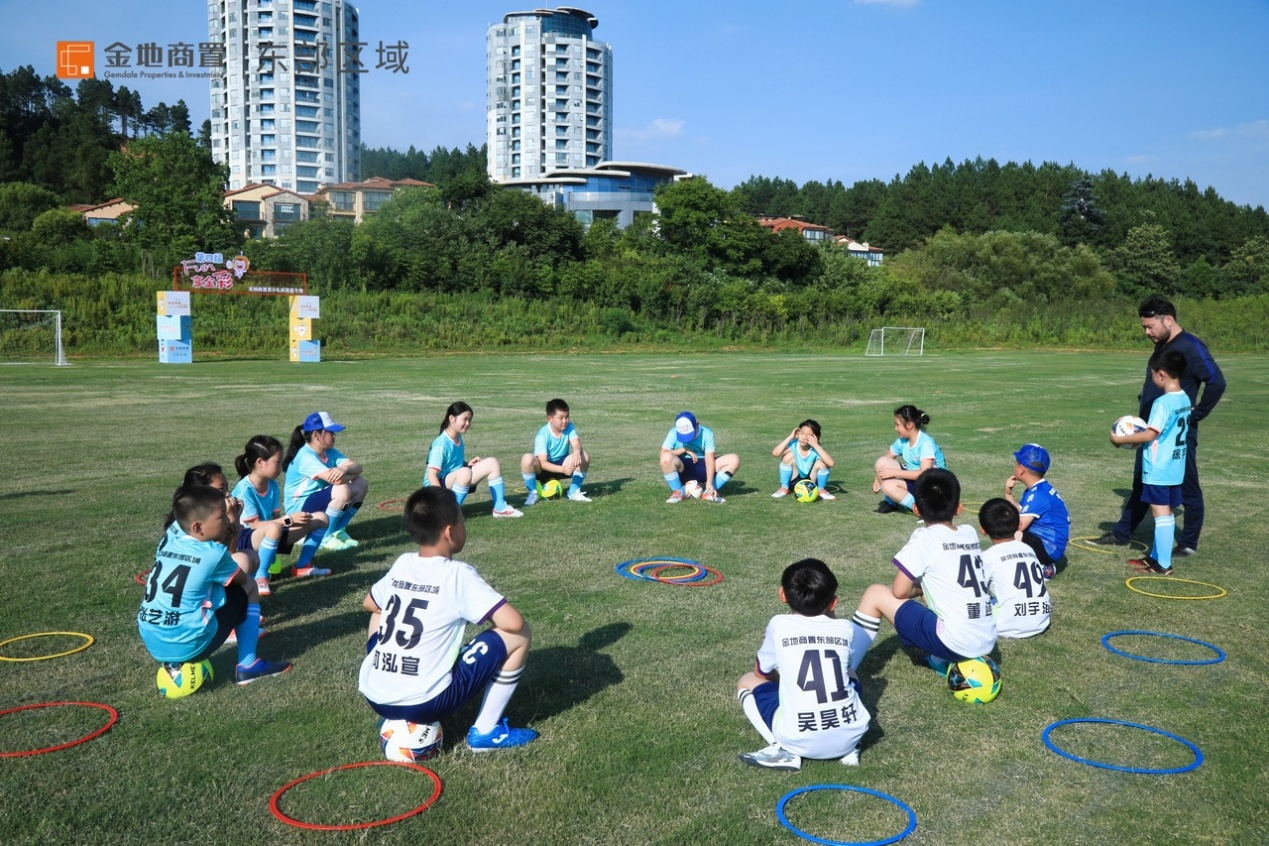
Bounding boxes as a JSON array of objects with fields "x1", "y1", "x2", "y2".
[
  {"x1": 0, "y1": 631, "x2": 95, "y2": 662},
  {"x1": 0, "y1": 701, "x2": 119, "y2": 757},
  {"x1": 269, "y1": 760, "x2": 442, "y2": 831},
  {"x1": 378, "y1": 498, "x2": 408, "y2": 512}
]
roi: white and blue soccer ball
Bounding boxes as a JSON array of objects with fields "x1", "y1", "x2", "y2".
[
  {"x1": 683, "y1": 480, "x2": 703, "y2": 499},
  {"x1": 379, "y1": 719, "x2": 443, "y2": 762},
  {"x1": 1111, "y1": 415, "x2": 1148, "y2": 446}
]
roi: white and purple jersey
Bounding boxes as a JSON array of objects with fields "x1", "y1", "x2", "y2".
[
  {"x1": 1144, "y1": 390, "x2": 1191, "y2": 487},
  {"x1": 982, "y1": 539, "x2": 1051, "y2": 639},
  {"x1": 534, "y1": 421, "x2": 578, "y2": 464},
  {"x1": 359, "y1": 553, "x2": 506, "y2": 707},
  {"x1": 756, "y1": 613, "x2": 870, "y2": 759},
  {"x1": 889, "y1": 431, "x2": 946, "y2": 471},
  {"x1": 283, "y1": 444, "x2": 346, "y2": 514},
  {"x1": 893, "y1": 523, "x2": 997, "y2": 658}
]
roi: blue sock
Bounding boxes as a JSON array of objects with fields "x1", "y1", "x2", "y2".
[
  {"x1": 452, "y1": 484, "x2": 470, "y2": 505},
  {"x1": 489, "y1": 476, "x2": 507, "y2": 510},
  {"x1": 816, "y1": 469, "x2": 830, "y2": 490},
  {"x1": 323, "y1": 506, "x2": 345, "y2": 540},
  {"x1": 713, "y1": 471, "x2": 732, "y2": 490},
  {"x1": 900, "y1": 493, "x2": 916, "y2": 510},
  {"x1": 663, "y1": 472, "x2": 682, "y2": 492},
  {"x1": 296, "y1": 531, "x2": 323, "y2": 568},
  {"x1": 236, "y1": 604, "x2": 261, "y2": 666},
  {"x1": 331, "y1": 501, "x2": 361, "y2": 535},
  {"x1": 779, "y1": 463, "x2": 794, "y2": 489},
  {"x1": 1154, "y1": 514, "x2": 1175, "y2": 569},
  {"x1": 522, "y1": 472, "x2": 537, "y2": 494},
  {"x1": 255, "y1": 536, "x2": 279, "y2": 580},
  {"x1": 569, "y1": 470, "x2": 586, "y2": 496}
]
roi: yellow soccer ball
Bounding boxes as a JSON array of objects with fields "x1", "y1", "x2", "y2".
[
  {"x1": 157, "y1": 659, "x2": 213, "y2": 699},
  {"x1": 539, "y1": 479, "x2": 564, "y2": 499}
]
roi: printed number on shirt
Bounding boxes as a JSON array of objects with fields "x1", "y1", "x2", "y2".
[
  {"x1": 145, "y1": 561, "x2": 191, "y2": 607},
  {"x1": 1173, "y1": 415, "x2": 1187, "y2": 450},
  {"x1": 378, "y1": 595, "x2": 428, "y2": 649},
  {"x1": 796, "y1": 648, "x2": 852, "y2": 705},
  {"x1": 462, "y1": 639, "x2": 490, "y2": 665},
  {"x1": 957, "y1": 554, "x2": 988, "y2": 596},
  {"x1": 1013, "y1": 561, "x2": 1049, "y2": 598}
]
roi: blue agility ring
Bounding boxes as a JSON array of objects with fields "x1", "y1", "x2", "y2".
[
  {"x1": 1042, "y1": 718, "x2": 1203, "y2": 774},
  {"x1": 615, "y1": 557, "x2": 702, "y2": 582},
  {"x1": 1102, "y1": 631, "x2": 1226, "y2": 666},
  {"x1": 776, "y1": 784, "x2": 917, "y2": 846}
]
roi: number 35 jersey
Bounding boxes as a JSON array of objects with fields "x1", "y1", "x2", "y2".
[
  {"x1": 358, "y1": 553, "x2": 504, "y2": 707},
  {"x1": 138, "y1": 523, "x2": 239, "y2": 663},
  {"x1": 757, "y1": 614, "x2": 871, "y2": 759}
]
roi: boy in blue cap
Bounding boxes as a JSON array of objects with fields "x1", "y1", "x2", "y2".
[
  {"x1": 1003, "y1": 443, "x2": 1070, "y2": 579},
  {"x1": 659, "y1": 411, "x2": 741, "y2": 504}
]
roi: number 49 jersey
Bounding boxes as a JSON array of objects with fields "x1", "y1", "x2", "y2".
[
  {"x1": 358, "y1": 553, "x2": 504, "y2": 708},
  {"x1": 981, "y1": 539, "x2": 1051, "y2": 639},
  {"x1": 757, "y1": 614, "x2": 871, "y2": 759}
]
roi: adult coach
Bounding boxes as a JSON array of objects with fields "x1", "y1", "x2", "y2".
[{"x1": 1093, "y1": 296, "x2": 1225, "y2": 556}]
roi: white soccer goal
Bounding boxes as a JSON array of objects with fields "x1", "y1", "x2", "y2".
[
  {"x1": 0, "y1": 309, "x2": 68, "y2": 365},
  {"x1": 865, "y1": 326, "x2": 925, "y2": 357}
]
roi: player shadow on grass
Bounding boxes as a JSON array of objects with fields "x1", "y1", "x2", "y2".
[
  {"x1": 447, "y1": 621, "x2": 632, "y2": 731},
  {"x1": 0, "y1": 488, "x2": 76, "y2": 501}
]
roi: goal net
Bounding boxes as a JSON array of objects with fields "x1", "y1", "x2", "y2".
[
  {"x1": 0, "y1": 309, "x2": 68, "y2": 365},
  {"x1": 865, "y1": 326, "x2": 925, "y2": 357}
]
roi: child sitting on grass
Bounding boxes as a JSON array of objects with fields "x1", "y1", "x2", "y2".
[
  {"x1": 978, "y1": 498, "x2": 1051, "y2": 639},
  {"x1": 769, "y1": 419, "x2": 838, "y2": 501}
]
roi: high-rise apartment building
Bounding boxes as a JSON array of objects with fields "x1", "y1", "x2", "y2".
[
  {"x1": 486, "y1": 7, "x2": 612, "y2": 182},
  {"x1": 208, "y1": 0, "x2": 361, "y2": 193}
]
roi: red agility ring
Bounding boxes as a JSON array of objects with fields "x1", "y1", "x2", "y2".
[
  {"x1": 378, "y1": 498, "x2": 408, "y2": 512},
  {"x1": 0, "y1": 701, "x2": 119, "y2": 757},
  {"x1": 135, "y1": 569, "x2": 151, "y2": 585},
  {"x1": 269, "y1": 760, "x2": 442, "y2": 831},
  {"x1": 644, "y1": 563, "x2": 724, "y2": 587}
]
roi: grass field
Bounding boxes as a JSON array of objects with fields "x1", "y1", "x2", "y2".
[{"x1": 2, "y1": 350, "x2": 1266, "y2": 845}]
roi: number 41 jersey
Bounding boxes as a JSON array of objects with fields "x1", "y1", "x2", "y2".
[
  {"x1": 358, "y1": 553, "x2": 504, "y2": 708},
  {"x1": 757, "y1": 614, "x2": 871, "y2": 759}
]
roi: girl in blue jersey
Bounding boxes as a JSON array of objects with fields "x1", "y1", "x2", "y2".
[
  {"x1": 770, "y1": 419, "x2": 838, "y2": 501},
  {"x1": 873, "y1": 404, "x2": 946, "y2": 514},
  {"x1": 282, "y1": 411, "x2": 369, "y2": 577},
  {"x1": 232, "y1": 435, "x2": 327, "y2": 595},
  {"x1": 425, "y1": 401, "x2": 523, "y2": 518}
]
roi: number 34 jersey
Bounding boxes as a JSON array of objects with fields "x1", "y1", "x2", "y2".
[
  {"x1": 757, "y1": 614, "x2": 871, "y2": 759},
  {"x1": 138, "y1": 523, "x2": 239, "y2": 663},
  {"x1": 358, "y1": 553, "x2": 505, "y2": 707}
]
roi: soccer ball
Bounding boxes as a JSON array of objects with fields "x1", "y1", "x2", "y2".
[
  {"x1": 538, "y1": 478, "x2": 564, "y2": 499},
  {"x1": 683, "y1": 480, "x2": 703, "y2": 499},
  {"x1": 379, "y1": 719, "x2": 444, "y2": 762},
  {"x1": 947, "y1": 657, "x2": 1001, "y2": 703},
  {"x1": 156, "y1": 659, "x2": 213, "y2": 699},
  {"x1": 1111, "y1": 415, "x2": 1148, "y2": 447},
  {"x1": 793, "y1": 479, "x2": 819, "y2": 503}
]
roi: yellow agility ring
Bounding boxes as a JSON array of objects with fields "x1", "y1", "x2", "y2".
[
  {"x1": 1125, "y1": 577, "x2": 1227, "y2": 601},
  {"x1": 0, "y1": 632, "x2": 95, "y2": 662},
  {"x1": 1069, "y1": 535, "x2": 1149, "y2": 555}
]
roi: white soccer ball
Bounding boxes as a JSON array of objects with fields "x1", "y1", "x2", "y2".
[
  {"x1": 683, "y1": 480, "x2": 703, "y2": 499},
  {"x1": 379, "y1": 719, "x2": 443, "y2": 762},
  {"x1": 1111, "y1": 415, "x2": 1148, "y2": 447}
]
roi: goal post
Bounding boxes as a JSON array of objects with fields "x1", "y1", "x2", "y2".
[
  {"x1": 0, "y1": 309, "x2": 68, "y2": 366},
  {"x1": 865, "y1": 326, "x2": 925, "y2": 357}
]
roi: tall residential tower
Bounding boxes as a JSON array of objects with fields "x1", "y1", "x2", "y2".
[
  {"x1": 208, "y1": 0, "x2": 361, "y2": 192},
  {"x1": 486, "y1": 7, "x2": 612, "y2": 182}
]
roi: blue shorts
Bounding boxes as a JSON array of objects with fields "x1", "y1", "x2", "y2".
[
  {"x1": 1142, "y1": 484, "x2": 1182, "y2": 508},
  {"x1": 299, "y1": 486, "x2": 334, "y2": 514},
  {"x1": 678, "y1": 455, "x2": 707, "y2": 485},
  {"x1": 240, "y1": 524, "x2": 296, "y2": 555},
  {"x1": 893, "y1": 600, "x2": 969, "y2": 662},
  {"x1": 749, "y1": 675, "x2": 863, "y2": 729},
  {"x1": 365, "y1": 630, "x2": 508, "y2": 723}
]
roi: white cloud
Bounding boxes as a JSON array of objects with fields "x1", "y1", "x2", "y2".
[
  {"x1": 1189, "y1": 120, "x2": 1269, "y2": 142},
  {"x1": 618, "y1": 118, "x2": 686, "y2": 141}
]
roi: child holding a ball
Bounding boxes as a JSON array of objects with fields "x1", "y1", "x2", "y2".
[
  {"x1": 659, "y1": 411, "x2": 740, "y2": 504},
  {"x1": 873, "y1": 404, "x2": 946, "y2": 514},
  {"x1": 769, "y1": 419, "x2": 838, "y2": 501},
  {"x1": 520, "y1": 398, "x2": 592, "y2": 505}
]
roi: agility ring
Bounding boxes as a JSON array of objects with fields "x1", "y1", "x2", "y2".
[
  {"x1": 960, "y1": 501, "x2": 983, "y2": 515},
  {"x1": 269, "y1": 760, "x2": 442, "y2": 831},
  {"x1": 0, "y1": 702, "x2": 119, "y2": 757},
  {"x1": 776, "y1": 784, "x2": 917, "y2": 846},
  {"x1": 0, "y1": 632, "x2": 95, "y2": 662},
  {"x1": 1042, "y1": 718, "x2": 1203, "y2": 774},
  {"x1": 616, "y1": 558, "x2": 723, "y2": 586},
  {"x1": 135, "y1": 569, "x2": 151, "y2": 585},
  {"x1": 1069, "y1": 535, "x2": 1149, "y2": 554},
  {"x1": 1125, "y1": 576, "x2": 1227, "y2": 600},
  {"x1": 1102, "y1": 631, "x2": 1225, "y2": 665},
  {"x1": 377, "y1": 498, "x2": 408, "y2": 512}
]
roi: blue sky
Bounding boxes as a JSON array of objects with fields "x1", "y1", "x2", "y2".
[{"x1": 5, "y1": 0, "x2": 1268, "y2": 208}]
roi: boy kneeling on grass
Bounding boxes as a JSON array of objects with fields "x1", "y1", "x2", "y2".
[{"x1": 358, "y1": 486, "x2": 536, "y2": 751}]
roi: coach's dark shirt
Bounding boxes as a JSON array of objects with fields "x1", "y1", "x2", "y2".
[{"x1": 1138, "y1": 331, "x2": 1225, "y2": 425}]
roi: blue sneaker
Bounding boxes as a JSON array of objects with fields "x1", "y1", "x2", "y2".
[
  {"x1": 926, "y1": 655, "x2": 952, "y2": 677},
  {"x1": 235, "y1": 658, "x2": 292, "y2": 686},
  {"x1": 466, "y1": 718, "x2": 537, "y2": 752}
]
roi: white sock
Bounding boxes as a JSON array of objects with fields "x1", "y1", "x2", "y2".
[
  {"x1": 849, "y1": 611, "x2": 881, "y2": 672},
  {"x1": 473, "y1": 666, "x2": 523, "y2": 734},
  {"x1": 738, "y1": 689, "x2": 776, "y2": 744}
]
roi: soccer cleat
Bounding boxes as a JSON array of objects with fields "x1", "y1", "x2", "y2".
[
  {"x1": 492, "y1": 506, "x2": 524, "y2": 518},
  {"x1": 738, "y1": 742, "x2": 801, "y2": 771},
  {"x1": 840, "y1": 747, "x2": 861, "y2": 766},
  {"x1": 567, "y1": 490, "x2": 592, "y2": 503},
  {"x1": 1129, "y1": 556, "x2": 1174, "y2": 575},
  {"x1": 666, "y1": 490, "x2": 685, "y2": 504},
  {"x1": 1041, "y1": 563, "x2": 1056, "y2": 580},
  {"x1": 465, "y1": 718, "x2": 538, "y2": 751},
  {"x1": 1172, "y1": 545, "x2": 1197, "y2": 558},
  {"x1": 817, "y1": 490, "x2": 837, "y2": 501},
  {"x1": 319, "y1": 533, "x2": 354, "y2": 551},
  {"x1": 523, "y1": 490, "x2": 539, "y2": 507},
  {"x1": 874, "y1": 500, "x2": 899, "y2": 514},
  {"x1": 702, "y1": 492, "x2": 726, "y2": 504},
  {"x1": 295, "y1": 565, "x2": 332, "y2": 578},
  {"x1": 332, "y1": 529, "x2": 359, "y2": 548},
  {"x1": 235, "y1": 658, "x2": 291, "y2": 686},
  {"x1": 1088, "y1": 532, "x2": 1129, "y2": 547},
  {"x1": 925, "y1": 655, "x2": 952, "y2": 676},
  {"x1": 255, "y1": 577, "x2": 272, "y2": 596},
  {"x1": 771, "y1": 487, "x2": 790, "y2": 499}
]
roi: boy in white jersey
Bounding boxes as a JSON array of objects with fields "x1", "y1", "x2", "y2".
[
  {"x1": 521, "y1": 398, "x2": 592, "y2": 505},
  {"x1": 848, "y1": 468, "x2": 997, "y2": 681},
  {"x1": 358, "y1": 486, "x2": 536, "y2": 751},
  {"x1": 736, "y1": 558, "x2": 870, "y2": 771},
  {"x1": 978, "y1": 498, "x2": 1051, "y2": 639},
  {"x1": 1109, "y1": 349, "x2": 1191, "y2": 575}
]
